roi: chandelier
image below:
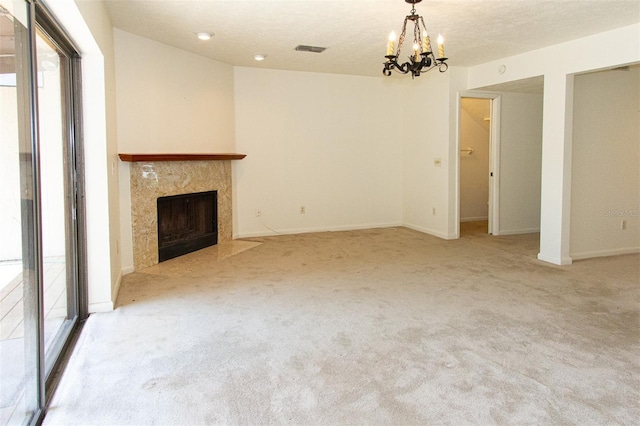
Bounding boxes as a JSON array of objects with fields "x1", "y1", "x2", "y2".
[{"x1": 383, "y1": 0, "x2": 448, "y2": 78}]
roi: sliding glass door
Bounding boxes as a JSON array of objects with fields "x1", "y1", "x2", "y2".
[
  {"x1": 36, "y1": 20, "x2": 79, "y2": 377},
  {"x1": 0, "y1": 1, "x2": 85, "y2": 425}
]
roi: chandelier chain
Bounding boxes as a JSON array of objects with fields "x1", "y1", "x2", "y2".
[{"x1": 397, "y1": 16, "x2": 409, "y2": 56}]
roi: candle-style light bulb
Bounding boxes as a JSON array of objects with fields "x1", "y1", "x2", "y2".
[
  {"x1": 386, "y1": 31, "x2": 396, "y2": 56},
  {"x1": 413, "y1": 43, "x2": 420, "y2": 61},
  {"x1": 422, "y1": 33, "x2": 432, "y2": 53},
  {"x1": 437, "y1": 34, "x2": 445, "y2": 58}
]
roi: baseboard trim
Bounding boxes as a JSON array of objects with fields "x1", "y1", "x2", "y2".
[
  {"x1": 571, "y1": 246, "x2": 640, "y2": 260},
  {"x1": 88, "y1": 301, "x2": 114, "y2": 313},
  {"x1": 111, "y1": 271, "x2": 123, "y2": 308},
  {"x1": 121, "y1": 265, "x2": 135, "y2": 275},
  {"x1": 403, "y1": 223, "x2": 452, "y2": 240},
  {"x1": 236, "y1": 222, "x2": 404, "y2": 239},
  {"x1": 537, "y1": 253, "x2": 573, "y2": 266},
  {"x1": 460, "y1": 216, "x2": 488, "y2": 223},
  {"x1": 498, "y1": 228, "x2": 540, "y2": 236}
]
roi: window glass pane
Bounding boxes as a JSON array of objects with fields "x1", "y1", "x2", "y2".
[
  {"x1": 35, "y1": 27, "x2": 77, "y2": 374},
  {"x1": 0, "y1": 1, "x2": 39, "y2": 425}
]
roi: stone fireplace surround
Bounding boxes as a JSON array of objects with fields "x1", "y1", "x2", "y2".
[{"x1": 120, "y1": 154, "x2": 245, "y2": 270}]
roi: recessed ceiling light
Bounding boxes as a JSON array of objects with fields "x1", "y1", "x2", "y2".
[
  {"x1": 254, "y1": 54, "x2": 266, "y2": 61},
  {"x1": 196, "y1": 32, "x2": 213, "y2": 41}
]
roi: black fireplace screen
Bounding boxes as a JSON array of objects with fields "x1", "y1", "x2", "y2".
[{"x1": 157, "y1": 190, "x2": 218, "y2": 262}]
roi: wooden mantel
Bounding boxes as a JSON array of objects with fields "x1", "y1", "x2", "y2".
[{"x1": 118, "y1": 153, "x2": 246, "y2": 162}]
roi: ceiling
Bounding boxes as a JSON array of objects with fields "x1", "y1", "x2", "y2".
[{"x1": 103, "y1": 0, "x2": 639, "y2": 81}]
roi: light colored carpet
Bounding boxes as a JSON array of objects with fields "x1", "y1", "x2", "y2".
[{"x1": 44, "y1": 226, "x2": 639, "y2": 425}]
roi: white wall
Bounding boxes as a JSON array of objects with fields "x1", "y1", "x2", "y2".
[
  {"x1": 498, "y1": 92, "x2": 543, "y2": 234},
  {"x1": 459, "y1": 98, "x2": 490, "y2": 222},
  {"x1": 233, "y1": 67, "x2": 403, "y2": 238},
  {"x1": 113, "y1": 29, "x2": 235, "y2": 154},
  {"x1": 109, "y1": 34, "x2": 463, "y2": 249},
  {"x1": 402, "y1": 71, "x2": 453, "y2": 238},
  {"x1": 73, "y1": 0, "x2": 121, "y2": 311},
  {"x1": 111, "y1": 35, "x2": 459, "y2": 248},
  {"x1": 570, "y1": 67, "x2": 640, "y2": 258},
  {"x1": 113, "y1": 29, "x2": 236, "y2": 272},
  {"x1": 468, "y1": 23, "x2": 640, "y2": 264}
]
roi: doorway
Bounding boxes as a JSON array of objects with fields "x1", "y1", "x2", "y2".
[{"x1": 458, "y1": 95, "x2": 499, "y2": 236}]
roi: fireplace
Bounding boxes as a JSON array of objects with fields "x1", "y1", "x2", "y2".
[
  {"x1": 157, "y1": 191, "x2": 218, "y2": 262},
  {"x1": 121, "y1": 154, "x2": 245, "y2": 271}
]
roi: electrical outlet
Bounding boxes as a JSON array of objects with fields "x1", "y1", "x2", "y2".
[
  {"x1": 300, "y1": 206, "x2": 306, "y2": 214},
  {"x1": 621, "y1": 220, "x2": 627, "y2": 230},
  {"x1": 255, "y1": 209, "x2": 262, "y2": 217}
]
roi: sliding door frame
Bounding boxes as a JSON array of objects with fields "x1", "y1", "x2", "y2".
[
  {"x1": 12, "y1": 1, "x2": 88, "y2": 424},
  {"x1": 35, "y1": 0, "x2": 88, "y2": 313},
  {"x1": 34, "y1": 0, "x2": 89, "y2": 379}
]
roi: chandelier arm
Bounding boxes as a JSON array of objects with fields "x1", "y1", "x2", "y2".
[
  {"x1": 396, "y1": 60, "x2": 410, "y2": 74},
  {"x1": 383, "y1": 57, "x2": 411, "y2": 75}
]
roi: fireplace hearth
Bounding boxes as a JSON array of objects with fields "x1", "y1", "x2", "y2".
[{"x1": 157, "y1": 191, "x2": 218, "y2": 262}]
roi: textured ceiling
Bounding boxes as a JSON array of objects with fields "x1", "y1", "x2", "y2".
[{"x1": 102, "y1": 0, "x2": 640, "y2": 79}]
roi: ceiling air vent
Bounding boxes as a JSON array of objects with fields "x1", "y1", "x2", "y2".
[{"x1": 294, "y1": 45, "x2": 327, "y2": 53}]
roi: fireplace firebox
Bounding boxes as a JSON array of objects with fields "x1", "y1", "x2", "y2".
[{"x1": 157, "y1": 191, "x2": 218, "y2": 262}]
